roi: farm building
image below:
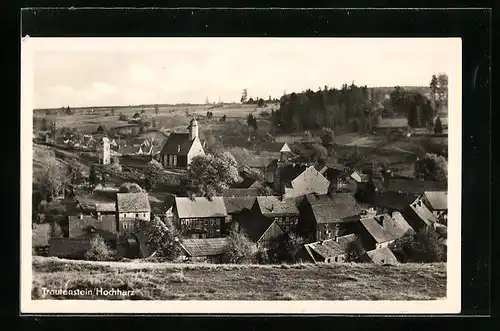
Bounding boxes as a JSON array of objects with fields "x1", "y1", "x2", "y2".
[
  {"x1": 357, "y1": 213, "x2": 415, "y2": 251},
  {"x1": 303, "y1": 233, "x2": 359, "y2": 263},
  {"x1": 159, "y1": 117, "x2": 205, "y2": 169},
  {"x1": 223, "y1": 196, "x2": 257, "y2": 231},
  {"x1": 383, "y1": 178, "x2": 447, "y2": 198},
  {"x1": 116, "y1": 192, "x2": 151, "y2": 234},
  {"x1": 173, "y1": 196, "x2": 228, "y2": 239},
  {"x1": 236, "y1": 209, "x2": 285, "y2": 248},
  {"x1": 371, "y1": 191, "x2": 416, "y2": 215},
  {"x1": 283, "y1": 165, "x2": 330, "y2": 199},
  {"x1": 68, "y1": 214, "x2": 118, "y2": 246},
  {"x1": 298, "y1": 193, "x2": 363, "y2": 242},
  {"x1": 420, "y1": 191, "x2": 448, "y2": 224},
  {"x1": 359, "y1": 246, "x2": 399, "y2": 265},
  {"x1": 251, "y1": 196, "x2": 299, "y2": 233},
  {"x1": 179, "y1": 237, "x2": 230, "y2": 263},
  {"x1": 402, "y1": 197, "x2": 439, "y2": 232}
]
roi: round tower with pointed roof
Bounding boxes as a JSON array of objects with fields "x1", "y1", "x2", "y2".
[{"x1": 188, "y1": 116, "x2": 199, "y2": 141}]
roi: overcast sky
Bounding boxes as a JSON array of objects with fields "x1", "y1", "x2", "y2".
[{"x1": 30, "y1": 38, "x2": 460, "y2": 109}]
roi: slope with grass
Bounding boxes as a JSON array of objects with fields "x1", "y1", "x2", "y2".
[{"x1": 32, "y1": 256, "x2": 446, "y2": 301}]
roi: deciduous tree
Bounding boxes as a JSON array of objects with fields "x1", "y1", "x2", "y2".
[
  {"x1": 144, "y1": 159, "x2": 164, "y2": 190},
  {"x1": 187, "y1": 152, "x2": 240, "y2": 199},
  {"x1": 414, "y1": 153, "x2": 448, "y2": 181},
  {"x1": 142, "y1": 216, "x2": 182, "y2": 260}
]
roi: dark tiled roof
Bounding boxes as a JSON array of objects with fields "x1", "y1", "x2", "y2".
[
  {"x1": 278, "y1": 163, "x2": 308, "y2": 187},
  {"x1": 256, "y1": 196, "x2": 299, "y2": 217},
  {"x1": 160, "y1": 133, "x2": 194, "y2": 155},
  {"x1": 238, "y1": 211, "x2": 283, "y2": 242},
  {"x1": 175, "y1": 197, "x2": 227, "y2": 219},
  {"x1": 386, "y1": 179, "x2": 447, "y2": 195},
  {"x1": 223, "y1": 197, "x2": 256, "y2": 214},
  {"x1": 372, "y1": 191, "x2": 416, "y2": 212},
  {"x1": 363, "y1": 247, "x2": 399, "y2": 264},
  {"x1": 222, "y1": 188, "x2": 260, "y2": 197},
  {"x1": 307, "y1": 193, "x2": 363, "y2": 224},
  {"x1": 181, "y1": 237, "x2": 230, "y2": 257},
  {"x1": 246, "y1": 157, "x2": 275, "y2": 169},
  {"x1": 68, "y1": 215, "x2": 117, "y2": 240},
  {"x1": 116, "y1": 193, "x2": 151, "y2": 213}
]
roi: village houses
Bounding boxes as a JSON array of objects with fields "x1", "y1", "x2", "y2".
[{"x1": 172, "y1": 196, "x2": 228, "y2": 239}]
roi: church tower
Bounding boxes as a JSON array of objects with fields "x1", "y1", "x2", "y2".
[
  {"x1": 188, "y1": 116, "x2": 199, "y2": 141},
  {"x1": 100, "y1": 137, "x2": 111, "y2": 165}
]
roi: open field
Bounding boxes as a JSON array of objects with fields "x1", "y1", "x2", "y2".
[{"x1": 32, "y1": 256, "x2": 446, "y2": 300}]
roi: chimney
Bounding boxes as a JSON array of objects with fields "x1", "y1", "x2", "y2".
[
  {"x1": 79, "y1": 214, "x2": 83, "y2": 220},
  {"x1": 177, "y1": 145, "x2": 181, "y2": 153}
]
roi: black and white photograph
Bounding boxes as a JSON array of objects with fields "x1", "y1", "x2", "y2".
[{"x1": 21, "y1": 37, "x2": 461, "y2": 314}]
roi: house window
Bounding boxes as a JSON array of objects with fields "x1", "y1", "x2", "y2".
[
  {"x1": 173, "y1": 155, "x2": 177, "y2": 166},
  {"x1": 136, "y1": 214, "x2": 139, "y2": 218}
]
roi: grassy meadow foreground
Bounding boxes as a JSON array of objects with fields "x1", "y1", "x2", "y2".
[{"x1": 32, "y1": 257, "x2": 446, "y2": 301}]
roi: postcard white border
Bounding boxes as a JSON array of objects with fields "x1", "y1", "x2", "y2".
[{"x1": 20, "y1": 37, "x2": 462, "y2": 314}]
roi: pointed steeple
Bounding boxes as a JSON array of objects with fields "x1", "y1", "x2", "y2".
[{"x1": 188, "y1": 115, "x2": 199, "y2": 141}]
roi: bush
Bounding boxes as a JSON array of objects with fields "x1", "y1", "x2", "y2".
[
  {"x1": 119, "y1": 113, "x2": 128, "y2": 121},
  {"x1": 254, "y1": 247, "x2": 271, "y2": 264},
  {"x1": 221, "y1": 230, "x2": 257, "y2": 264},
  {"x1": 410, "y1": 227, "x2": 446, "y2": 262},
  {"x1": 345, "y1": 239, "x2": 365, "y2": 262},
  {"x1": 85, "y1": 235, "x2": 113, "y2": 261}
]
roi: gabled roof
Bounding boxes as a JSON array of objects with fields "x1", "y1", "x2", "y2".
[
  {"x1": 387, "y1": 212, "x2": 416, "y2": 238},
  {"x1": 239, "y1": 213, "x2": 284, "y2": 243},
  {"x1": 423, "y1": 191, "x2": 448, "y2": 210},
  {"x1": 408, "y1": 198, "x2": 438, "y2": 226},
  {"x1": 362, "y1": 247, "x2": 399, "y2": 264},
  {"x1": 360, "y1": 213, "x2": 415, "y2": 244},
  {"x1": 223, "y1": 197, "x2": 256, "y2": 214},
  {"x1": 255, "y1": 196, "x2": 299, "y2": 217},
  {"x1": 304, "y1": 234, "x2": 359, "y2": 262},
  {"x1": 372, "y1": 191, "x2": 416, "y2": 212},
  {"x1": 280, "y1": 143, "x2": 292, "y2": 153},
  {"x1": 116, "y1": 193, "x2": 151, "y2": 213},
  {"x1": 287, "y1": 166, "x2": 330, "y2": 198},
  {"x1": 386, "y1": 179, "x2": 447, "y2": 195},
  {"x1": 175, "y1": 197, "x2": 227, "y2": 219},
  {"x1": 360, "y1": 215, "x2": 397, "y2": 244},
  {"x1": 306, "y1": 193, "x2": 363, "y2": 224},
  {"x1": 180, "y1": 237, "x2": 230, "y2": 257},
  {"x1": 160, "y1": 133, "x2": 194, "y2": 156}
]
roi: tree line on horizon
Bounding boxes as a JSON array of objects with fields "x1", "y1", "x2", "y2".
[{"x1": 265, "y1": 74, "x2": 448, "y2": 134}]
